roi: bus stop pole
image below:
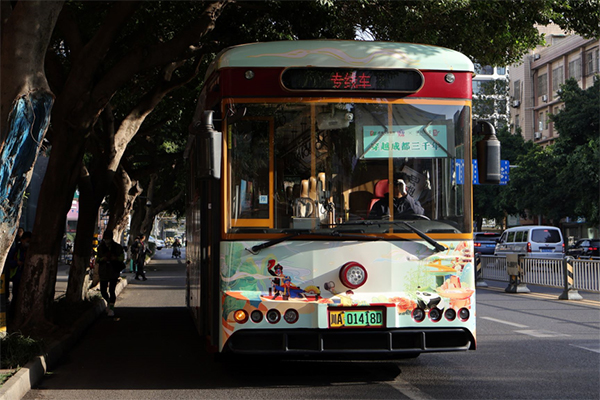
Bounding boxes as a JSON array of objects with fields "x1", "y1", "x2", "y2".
[{"x1": 558, "y1": 257, "x2": 583, "y2": 300}]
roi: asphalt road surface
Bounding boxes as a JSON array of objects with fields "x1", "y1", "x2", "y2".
[{"x1": 24, "y1": 248, "x2": 600, "y2": 400}]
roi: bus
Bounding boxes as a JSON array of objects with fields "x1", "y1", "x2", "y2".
[{"x1": 186, "y1": 40, "x2": 497, "y2": 357}]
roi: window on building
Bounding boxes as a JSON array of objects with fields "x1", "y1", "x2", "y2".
[
  {"x1": 585, "y1": 49, "x2": 599, "y2": 76},
  {"x1": 568, "y1": 58, "x2": 582, "y2": 80},
  {"x1": 475, "y1": 64, "x2": 494, "y2": 75},
  {"x1": 537, "y1": 73, "x2": 548, "y2": 96},
  {"x1": 538, "y1": 112, "x2": 545, "y2": 131},
  {"x1": 515, "y1": 114, "x2": 520, "y2": 132},
  {"x1": 513, "y1": 80, "x2": 521, "y2": 100},
  {"x1": 496, "y1": 67, "x2": 506, "y2": 75},
  {"x1": 552, "y1": 66, "x2": 564, "y2": 95}
]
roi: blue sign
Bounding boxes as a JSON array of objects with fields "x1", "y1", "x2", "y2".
[
  {"x1": 454, "y1": 159, "x2": 507, "y2": 185},
  {"x1": 455, "y1": 159, "x2": 465, "y2": 185},
  {"x1": 500, "y1": 160, "x2": 509, "y2": 185}
]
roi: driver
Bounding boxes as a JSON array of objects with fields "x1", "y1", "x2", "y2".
[{"x1": 367, "y1": 177, "x2": 424, "y2": 219}]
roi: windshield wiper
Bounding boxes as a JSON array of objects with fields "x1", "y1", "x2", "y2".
[
  {"x1": 340, "y1": 220, "x2": 447, "y2": 253},
  {"x1": 245, "y1": 230, "x2": 383, "y2": 255},
  {"x1": 397, "y1": 221, "x2": 447, "y2": 253},
  {"x1": 245, "y1": 231, "x2": 305, "y2": 255}
]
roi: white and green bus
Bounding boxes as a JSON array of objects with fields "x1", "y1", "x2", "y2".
[{"x1": 186, "y1": 40, "x2": 497, "y2": 358}]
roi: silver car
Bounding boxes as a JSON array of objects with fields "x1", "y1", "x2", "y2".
[{"x1": 495, "y1": 226, "x2": 564, "y2": 258}]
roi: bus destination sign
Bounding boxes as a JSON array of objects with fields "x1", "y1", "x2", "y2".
[{"x1": 281, "y1": 68, "x2": 423, "y2": 92}]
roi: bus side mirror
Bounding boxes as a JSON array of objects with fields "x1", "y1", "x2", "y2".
[
  {"x1": 474, "y1": 120, "x2": 501, "y2": 184},
  {"x1": 196, "y1": 110, "x2": 222, "y2": 179}
]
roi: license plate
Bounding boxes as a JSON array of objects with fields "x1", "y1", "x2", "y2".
[
  {"x1": 329, "y1": 309, "x2": 384, "y2": 328},
  {"x1": 541, "y1": 248, "x2": 553, "y2": 252}
]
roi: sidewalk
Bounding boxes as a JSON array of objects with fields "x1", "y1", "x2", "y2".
[{"x1": 0, "y1": 263, "x2": 131, "y2": 400}]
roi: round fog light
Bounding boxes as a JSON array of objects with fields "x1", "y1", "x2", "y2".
[
  {"x1": 429, "y1": 307, "x2": 442, "y2": 322},
  {"x1": 339, "y1": 261, "x2": 368, "y2": 289},
  {"x1": 233, "y1": 309, "x2": 248, "y2": 324},
  {"x1": 412, "y1": 308, "x2": 425, "y2": 322},
  {"x1": 266, "y1": 309, "x2": 281, "y2": 324},
  {"x1": 459, "y1": 308, "x2": 470, "y2": 321},
  {"x1": 444, "y1": 308, "x2": 457, "y2": 321},
  {"x1": 250, "y1": 310, "x2": 263, "y2": 323},
  {"x1": 283, "y1": 309, "x2": 299, "y2": 324}
]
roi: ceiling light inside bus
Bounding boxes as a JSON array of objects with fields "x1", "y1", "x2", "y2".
[
  {"x1": 339, "y1": 261, "x2": 368, "y2": 289},
  {"x1": 233, "y1": 309, "x2": 248, "y2": 324},
  {"x1": 429, "y1": 308, "x2": 442, "y2": 322},
  {"x1": 283, "y1": 309, "x2": 299, "y2": 324},
  {"x1": 266, "y1": 309, "x2": 281, "y2": 324},
  {"x1": 459, "y1": 308, "x2": 470, "y2": 321},
  {"x1": 412, "y1": 308, "x2": 425, "y2": 322},
  {"x1": 244, "y1": 70, "x2": 255, "y2": 80},
  {"x1": 250, "y1": 310, "x2": 263, "y2": 323}
]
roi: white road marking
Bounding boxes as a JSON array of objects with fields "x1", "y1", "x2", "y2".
[
  {"x1": 570, "y1": 344, "x2": 600, "y2": 354},
  {"x1": 390, "y1": 376, "x2": 435, "y2": 400},
  {"x1": 514, "y1": 330, "x2": 570, "y2": 338},
  {"x1": 480, "y1": 316, "x2": 529, "y2": 328}
]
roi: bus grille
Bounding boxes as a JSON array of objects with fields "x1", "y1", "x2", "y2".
[{"x1": 225, "y1": 328, "x2": 474, "y2": 354}]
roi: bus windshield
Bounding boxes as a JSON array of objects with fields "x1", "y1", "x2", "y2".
[{"x1": 227, "y1": 100, "x2": 470, "y2": 234}]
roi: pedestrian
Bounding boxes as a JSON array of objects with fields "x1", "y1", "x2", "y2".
[
  {"x1": 368, "y1": 177, "x2": 425, "y2": 220},
  {"x1": 131, "y1": 235, "x2": 147, "y2": 281},
  {"x1": 96, "y1": 229, "x2": 125, "y2": 317},
  {"x1": 3, "y1": 231, "x2": 31, "y2": 310},
  {"x1": 172, "y1": 238, "x2": 181, "y2": 258}
]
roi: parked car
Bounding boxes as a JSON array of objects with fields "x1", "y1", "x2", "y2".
[
  {"x1": 148, "y1": 236, "x2": 165, "y2": 250},
  {"x1": 567, "y1": 239, "x2": 600, "y2": 258},
  {"x1": 495, "y1": 225, "x2": 564, "y2": 258},
  {"x1": 474, "y1": 232, "x2": 501, "y2": 255}
]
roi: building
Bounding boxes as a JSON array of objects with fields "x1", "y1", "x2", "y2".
[
  {"x1": 509, "y1": 30, "x2": 599, "y2": 145},
  {"x1": 472, "y1": 64, "x2": 509, "y2": 128}
]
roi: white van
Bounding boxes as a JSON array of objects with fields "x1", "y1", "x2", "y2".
[{"x1": 495, "y1": 226, "x2": 565, "y2": 258}]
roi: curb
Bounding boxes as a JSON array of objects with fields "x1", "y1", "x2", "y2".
[{"x1": 0, "y1": 277, "x2": 129, "y2": 400}]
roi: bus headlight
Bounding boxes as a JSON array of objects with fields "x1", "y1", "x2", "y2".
[
  {"x1": 233, "y1": 309, "x2": 248, "y2": 324},
  {"x1": 444, "y1": 308, "x2": 457, "y2": 321},
  {"x1": 250, "y1": 310, "x2": 263, "y2": 323},
  {"x1": 459, "y1": 308, "x2": 470, "y2": 321},
  {"x1": 283, "y1": 309, "x2": 299, "y2": 324},
  {"x1": 339, "y1": 261, "x2": 368, "y2": 289},
  {"x1": 266, "y1": 309, "x2": 281, "y2": 324},
  {"x1": 412, "y1": 308, "x2": 425, "y2": 322},
  {"x1": 429, "y1": 308, "x2": 442, "y2": 322}
]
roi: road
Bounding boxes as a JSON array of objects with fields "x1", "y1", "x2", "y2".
[{"x1": 24, "y1": 248, "x2": 600, "y2": 400}]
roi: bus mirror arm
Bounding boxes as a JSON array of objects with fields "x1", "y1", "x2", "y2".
[
  {"x1": 199, "y1": 111, "x2": 222, "y2": 179},
  {"x1": 474, "y1": 120, "x2": 501, "y2": 184}
]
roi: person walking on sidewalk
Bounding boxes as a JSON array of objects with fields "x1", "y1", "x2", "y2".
[
  {"x1": 131, "y1": 235, "x2": 147, "y2": 281},
  {"x1": 96, "y1": 230, "x2": 125, "y2": 317}
]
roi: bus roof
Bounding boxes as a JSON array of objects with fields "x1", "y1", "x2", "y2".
[{"x1": 207, "y1": 40, "x2": 474, "y2": 77}]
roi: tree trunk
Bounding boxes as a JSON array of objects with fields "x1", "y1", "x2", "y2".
[
  {"x1": 0, "y1": 1, "x2": 63, "y2": 295},
  {"x1": 65, "y1": 169, "x2": 103, "y2": 302},
  {"x1": 111, "y1": 167, "x2": 143, "y2": 246}
]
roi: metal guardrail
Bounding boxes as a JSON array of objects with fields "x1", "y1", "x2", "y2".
[{"x1": 478, "y1": 255, "x2": 600, "y2": 296}]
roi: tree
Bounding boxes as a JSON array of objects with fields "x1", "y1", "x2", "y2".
[
  {"x1": 551, "y1": 78, "x2": 600, "y2": 226},
  {"x1": 473, "y1": 126, "x2": 534, "y2": 229},
  {"x1": 6, "y1": 0, "x2": 599, "y2": 336},
  {"x1": 506, "y1": 79, "x2": 599, "y2": 226},
  {"x1": 13, "y1": 1, "x2": 232, "y2": 333},
  {"x1": 0, "y1": 1, "x2": 63, "y2": 294}
]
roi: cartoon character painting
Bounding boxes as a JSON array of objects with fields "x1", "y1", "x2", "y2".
[{"x1": 267, "y1": 259, "x2": 306, "y2": 300}]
